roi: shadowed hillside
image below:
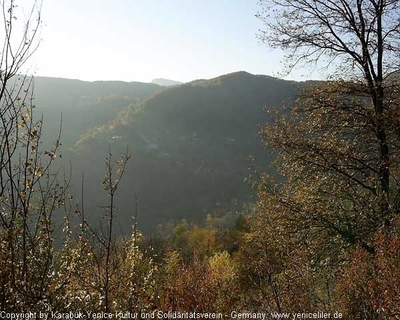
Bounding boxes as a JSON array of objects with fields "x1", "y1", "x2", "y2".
[
  {"x1": 66, "y1": 71, "x2": 304, "y2": 233},
  {"x1": 33, "y1": 76, "x2": 164, "y2": 148}
]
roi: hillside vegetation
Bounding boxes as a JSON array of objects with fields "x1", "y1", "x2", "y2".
[
  {"x1": 33, "y1": 76, "x2": 164, "y2": 148},
  {"x1": 45, "y1": 71, "x2": 303, "y2": 232}
]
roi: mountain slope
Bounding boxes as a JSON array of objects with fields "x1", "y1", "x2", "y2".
[
  {"x1": 32, "y1": 76, "x2": 164, "y2": 148},
  {"x1": 71, "y1": 71, "x2": 304, "y2": 233}
]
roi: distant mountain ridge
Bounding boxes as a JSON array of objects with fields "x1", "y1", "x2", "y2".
[{"x1": 151, "y1": 78, "x2": 183, "y2": 86}]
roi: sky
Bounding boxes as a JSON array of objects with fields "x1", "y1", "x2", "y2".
[{"x1": 25, "y1": 0, "x2": 322, "y2": 83}]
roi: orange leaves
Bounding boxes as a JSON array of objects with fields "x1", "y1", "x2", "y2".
[
  {"x1": 336, "y1": 219, "x2": 400, "y2": 319},
  {"x1": 258, "y1": 79, "x2": 400, "y2": 253},
  {"x1": 161, "y1": 251, "x2": 241, "y2": 313},
  {"x1": 369, "y1": 227, "x2": 400, "y2": 318}
]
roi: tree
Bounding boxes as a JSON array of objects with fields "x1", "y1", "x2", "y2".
[
  {"x1": 256, "y1": 0, "x2": 400, "y2": 249},
  {"x1": 259, "y1": 0, "x2": 400, "y2": 228},
  {"x1": 0, "y1": 0, "x2": 71, "y2": 311},
  {"x1": 0, "y1": 1, "x2": 161, "y2": 312},
  {"x1": 160, "y1": 251, "x2": 241, "y2": 313},
  {"x1": 254, "y1": 0, "x2": 400, "y2": 315}
]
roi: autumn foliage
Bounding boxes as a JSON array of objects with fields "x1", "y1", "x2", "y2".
[{"x1": 2, "y1": 0, "x2": 400, "y2": 316}]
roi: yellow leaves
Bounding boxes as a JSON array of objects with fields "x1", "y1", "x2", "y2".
[
  {"x1": 25, "y1": 178, "x2": 32, "y2": 189},
  {"x1": 208, "y1": 251, "x2": 237, "y2": 282},
  {"x1": 34, "y1": 167, "x2": 42, "y2": 177},
  {"x1": 47, "y1": 152, "x2": 57, "y2": 159},
  {"x1": 28, "y1": 203, "x2": 36, "y2": 212}
]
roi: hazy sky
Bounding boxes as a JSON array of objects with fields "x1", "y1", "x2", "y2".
[{"x1": 30, "y1": 0, "x2": 320, "y2": 83}]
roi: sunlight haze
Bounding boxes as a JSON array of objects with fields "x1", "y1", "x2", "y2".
[{"x1": 34, "y1": 0, "x2": 320, "y2": 83}]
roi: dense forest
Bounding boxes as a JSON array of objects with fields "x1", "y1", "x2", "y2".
[
  {"x1": 1, "y1": 0, "x2": 400, "y2": 318},
  {"x1": 32, "y1": 72, "x2": 303, "y2": 233}
]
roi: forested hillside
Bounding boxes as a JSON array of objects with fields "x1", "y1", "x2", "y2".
[
  {"x1": 53, "y1": 71, "x2": 303, "y2": 233},
  {"x1": 33, "y1": 76, "x2": 164, "y2": 148}
]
